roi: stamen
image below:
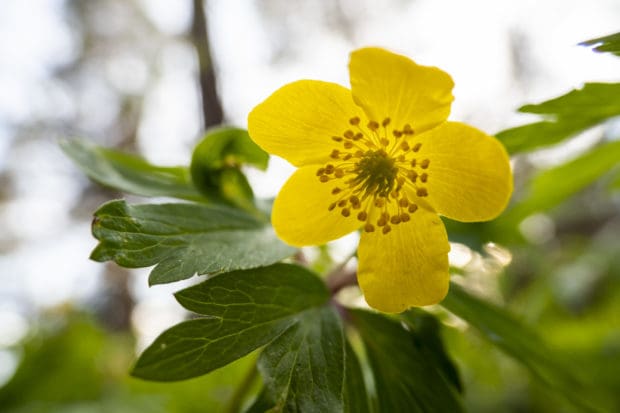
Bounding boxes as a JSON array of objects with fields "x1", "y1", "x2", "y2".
[
  {"x1": 403, "y1": 124, "x2": 414, "y2": 135},
  {"x1": 316, "y1": 168, "x2": 325, "y2": 176},
  {"x1": 353, "y1": 133, "x2": 363, "y2": 141},
  {"x1": 332, "y1": 136, "x2": 343, "y2": 142},
  {"x1": 357, "y1": 211, "x2": 367, "y2": 221},
  {"x1": 337, "y1": 200, "x2": 347, "y2": 207},
  {"x1": 400, "y1": 141, "x2": 410, "y2": 151},
  {"x1": 328, "y1": 202, "x2": 337, "y2": 211},
  {"x1": 319, "y1": 175, "x2": 329, "y2": 183},
  {"x1": 399, "y1": 198, "x2": 409, "y2": 207},
  {"x1": 416, "y1": 188, "x2": 428, "y2": 197},
  {"x1": 341, "y1": 208, "x2": 351, "y2": 217},
  {"x1": 364, "y1": 223, "x2": 375, "y2": 232},
  {"x1": 344, "y1": 141, "x2": 353, "y2": 149},
  {"x1": 331, "y1": 187, "x2": 341, "y2": 195},
  {"x1": 382, "y1": 225, "x2": 392, "y2": 234},
  {"x1": 393, "y1": 130, "x2": 402, "y2": 138},
  {"x1": 410, "y1": 159, "x2": 417, "y2": 167},
  {"x1": 420, "y1": 159, "x2": 430, "y2": 169},
  {"x1": 344, "y1": 130, "x2": 354, "y2": 139},
  {"x1": 400, "y1": 213, "x2": 411, "y2": 222},
  {"x1": 420, "y1": 173, "x2": 428, "y2": 183},
  {"x1": 330, "y1": 149, "x2": 340, "y2": 159},
  {"x1": 325, "y1": 164, "x2": 335, "y2": 174},
  {"x1": 367, "y1": 120, "x2": 379, "y2": 131},
  {"x1": 408, "y1": 204, "x2": 418, "y2": 213},
  {"x1": 334, "y1": 169, "x2": 344, "y2": 178},
  {"x1": 412, "y1": 143, "x2": 422, "y2": 152},
  {"x1": 390, "y1": 215, "x2": 401, "y2": 225},
  {"x1": 382, "y1": 118, "x2": 391, "y2": 127},
  {"x1": 349, "y1": 117, "x2": 360, "y2": 125}
]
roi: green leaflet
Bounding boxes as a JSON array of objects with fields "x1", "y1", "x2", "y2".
[
  {"x1": 91, "y1": 200, "x2": 295, "y2": 285},
  {"x1": 60, "y1": 139, "x2": 206, "y2": 202},
  {"x1": 132, "y1": 264, "x2": 329, "y2": 381},
  {"x1": 496, "y1": 83, "x2": 620, "y2": 154},
  {"x1": 499, "y1": 140, "x2": 620, "y2": 226},
  {"x1": 580, "y1": 31, "x2": 620, "y2": 57},
  {"x1": 350, "y1": 309, "x2": 464, "y2": 413},
  {"x1": 441, "y1": 283, "x2": 603, "y2": 412},
  {"x1": 255, "y1": 306, "x2": 345, "y2": 413}
]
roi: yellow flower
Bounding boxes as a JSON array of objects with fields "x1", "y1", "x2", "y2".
[{"x1": 248, "y1": 47, "x2": 513, "y2": 313}]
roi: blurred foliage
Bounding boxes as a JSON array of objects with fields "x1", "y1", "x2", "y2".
[{"x1": 580, "y1": 31, "x2": 620, "y2": 56}]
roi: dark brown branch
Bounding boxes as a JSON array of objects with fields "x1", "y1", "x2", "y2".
[{"x1": 191, "y1": 0, "x2": 223, "y2": 128}]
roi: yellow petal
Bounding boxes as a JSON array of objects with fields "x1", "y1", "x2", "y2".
[
  {"x1": 272, "y1": 166, "x2": 363, "y2": 247},
  {"x1": 349, "y1": 47, "x2": 454, "y2": 134},
  {"x1": 357, "y1": 207, "x2": 450, "y2": 313},
  {"x1": 248, "y1": 80, "x2": 364, "y2": 167},
  {"x1": 417, "y1": 122, "x2": 513, "y2": 222}
]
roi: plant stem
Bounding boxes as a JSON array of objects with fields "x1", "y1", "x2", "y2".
[{"x1": 224, "y1": 362, "x2": 259, "y2": 413}]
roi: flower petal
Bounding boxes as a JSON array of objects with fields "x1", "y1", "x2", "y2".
[
  {"x1": 417, "y1": 122, "x2": 513, "y2": 222},
  {"x1": 357, "y1": 207, "x2": 450, "y2": 313},
  {"x1": 272, "y1": 166, "x2": 363, "y2": 247},
  {"x1": 248, "y1": 80, "x2": 364, "y2": 167},
  {"x1": 349, "y1": 47, "x2": 454, "y2": 134}
]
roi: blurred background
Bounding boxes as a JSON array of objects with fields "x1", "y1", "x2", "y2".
[{"x1": 1, "y1": 0, "x2": 620, "y2": 412}]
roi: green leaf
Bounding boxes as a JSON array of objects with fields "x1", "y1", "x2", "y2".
[
  {"x1": 580, "y1": 31, "x2": 620, "y2": 57},
  {"x1": 343, "y1": 340, "x2": 371, "y2": 413},
  {"x1": 496, "y1": 83, "x2": 620, "y2": 153},
  {"x1": 132, "y1": 264, "x2": 329, "y2": 381},
  {"x1": 401, "y1": 310, "x2": 463, "y2": 393},
  {"x1": 191, "y1": 127, "x2": 269, "y2": 210},
  {"x1": 500, "y1": 140, "x2": 620, "y2": 224},
  {"x1": 441, "y1": 282, "x2": 602, "y2": 412},
  {"x1": 350, "y1": 309, "x2": 464, "y2": 413},
  {"x1": 60, "y1": 139, "x2": 206, "y2": 201},
  {"x1": 256, "y1": 306, "x2": 346, "y2": 413},
  {"x1": 91, "y1": 200, "x2": 296, "y2": 285}
]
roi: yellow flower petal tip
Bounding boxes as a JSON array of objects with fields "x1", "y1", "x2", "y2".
[{"x1": 247, "y1": 47, "x2": 513, "y2": 311}]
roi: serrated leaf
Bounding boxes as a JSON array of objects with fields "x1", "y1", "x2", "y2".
[
  {"x1": 500, "y1": 140, "x2": 620, "y2": 224},
  {"x1": 60, "y1": 139, "x2": 206, "y2": 201},
  {"x1": 256, "y1": 306, "x2": 345, "y2": 413},
  {"x1": 132, "y1": 264, "x2": 329, "y2": 381},
  {"x1": 580, "y1": 31, "x2": 620, "y2": 57},
  {"x1": 497, "y1": 83, "x2": 620, "y2": 153},
  {"x1": 401, "y1": 310, "x2": 463, "y2": 393},
  {"x1": 441, "y1": 282, "x2": 601, "y2": 412},
  {"x1": 350, "y1": 309, "x2": 464, "y2": 413},
  {"x1": 91, "y1": 200, "x2": 295, "y2": 285}
]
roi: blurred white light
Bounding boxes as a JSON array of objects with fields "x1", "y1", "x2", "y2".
[
  {"x1": 0, "y1": 310, "x2": 29, "y2": 347},
  {"x1": 448, "y1": 242, "x2": 474, "y2": 268},
  {"x1": 0, "y1": 350, "x2": 19, "y2": 387},
  {"x1": 519, "y1": 213, "x2": 556, "y2": 245}
]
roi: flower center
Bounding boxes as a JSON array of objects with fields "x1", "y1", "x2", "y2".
[{"x1": 316, "y1": 116, "x2": 431, "y2": 235}]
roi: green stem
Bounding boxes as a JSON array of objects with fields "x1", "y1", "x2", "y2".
[{"x1": 224, "y1": 362, "x2": 259, "y2": 413}]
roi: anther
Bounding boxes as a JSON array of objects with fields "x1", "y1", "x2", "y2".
[
  {"x1": 349, "y1": 116, "x2": 360, "y2": 125},
  {"x1": 393, "y1": 130, "x2": 402, "y2": 138},
  {"x1": 397, "y1": 154, "x2": 406, "y2": 162},
  {"x1": 374, "y1": 198, "x2": 385, "y2": 207},
  {"x1": 377, "y1": 216, "x2": 388, "y2": 227},
  {"x1": 364, "y1": 223, "x2": 375, "y2": 232},
  {"x1": 420, "y1": 173, "x2": 428, "y2": 183},
  {"x1": 350, "y1": 195, "x2": 360, "y2": 205},
  {"x1": 412, "y1": 143, "x2": 422, "y2": 152},
  {"x1": 390, "y1": 215, "x2": 401, "y2": 225},
  {"x1": 334, "y1": 169, "x2": 344, "y2": 178},
  {"x1": 357, "y1": 211, "x2": 368, "y2": 221},
  {"x1": 332, "y1": 136, "x2": 343, "y2": 142},
  {"x1": 407, "y1": 171, "x2": 418, "y2": 182},
  {"x1": 367, "y1": 120, "x2": 379, "y2": 131},
  {"x1": 400, "y1": 213, "x2": 411, "y2": 222},
  {"x1": 382, "y1": 225, "x2": 392, "y2": 234},
  {"x1": 331, "y1": 187, "x2": 341, "y2": 195},
  {"x1": 420, "y1": 159, "x2": 430, "y2": 169},
  {"x1": 316, "y1": 168, "x2": 325, "y2": 176},
  {"x1": 380, "y1": 138, "x2": 390, "y2": 147},
  {"x1": 328, "y1": 202, "x2": 337, "y2": 211},
  {"x1": 330, "y1": 149, "x2": 340, "y2": 159},
  {"x1": 416, "y1": 188, "x2": 428, "y2": 197},
  {"x1": 397, "y1": 177, "x2": 405, "y2": 187},
  {"x1": 344, "y1": 130, "x2": 354, "y2": 139},
  {"x1": 325, "y1": 164, "x2": 335, "y2": 174},
  {"x1": 382, "y1": 118, "x2": 391, "y2": 127},
  {"x1": 354, "y1": 150, "x2": 364, "y2": 157},
  {"x1": 343, "y1": 153, "x2": 352, "y2": 160},
  {"x1": 338, "y1": 199, "x2": 347, "y2": 207},
  {"x1": 344, "y1": 141, "x2": 353, "y2": 149},
  {"x1": 408, "y1": 204, "x2": 418, "y2": 213},
  {"x1": 341, "y1": 208, "x2": 351, "y2": 217},
  {"x1": 403, "y1": 124, "x2": 414, "y2": 135},
  {"x1": 399, "y1": 198, "x2": 409, "y2": 207},
  {"x1": 410, "y1": 159, "x2": 417, "y2": 167},
  {"x1": 319, "y1": 175, "x2": 329, "y2": 183},
  {"x1": 353, "y1": 133, "x2": 363, "y2": 141},
  {"x1": 400, "y1": 141, "x2": 410, "y2": 151}
]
